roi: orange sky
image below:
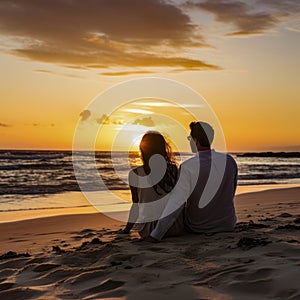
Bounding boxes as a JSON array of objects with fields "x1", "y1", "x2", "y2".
[{"x1": 0, "y1": 0, "x2": 299, "y2": 152}]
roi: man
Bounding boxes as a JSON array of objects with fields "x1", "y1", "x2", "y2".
[{"x1": 148, "y1": 121, "x2": 238, "y2": 242}]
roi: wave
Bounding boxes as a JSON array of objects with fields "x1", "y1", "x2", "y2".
[
  {"x1": 238, "y1": 181, "x2": 279, "y2": 186},
  {"x1": 236, "y1": 152, "x2": 300, "y2": 158},
  {"x1": 0, "y1": 152, "x2": 65, "y2": 160},
  {"x1": 239, "y1": 173, "x2": 300, "y2": 180},
  {"x1": 0, "y1": 180, "x2": 129, "y2": 195},
  {"x1": 0, "y1": 163, "x2": 74, "y2": 171},
  {"x1": 0, "y1": 150, "x2": 299, "y2": 196}
]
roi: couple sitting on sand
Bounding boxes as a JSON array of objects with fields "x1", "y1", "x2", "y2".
[{"x1": 120, "y1": 121, "x2": 238, "y2": 242}]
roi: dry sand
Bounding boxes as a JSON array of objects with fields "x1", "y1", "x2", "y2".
[{"x1": 0, "y1": 187, "x2": 300, "y2": 299}]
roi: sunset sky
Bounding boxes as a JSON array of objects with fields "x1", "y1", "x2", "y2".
[{"x1": 0, "y1": 0, "x2": 299, "y2": 152}]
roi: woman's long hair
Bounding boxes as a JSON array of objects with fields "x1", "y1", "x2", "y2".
[{"x1": 139, "y1": 131, "x2": 178, "y2": 195}]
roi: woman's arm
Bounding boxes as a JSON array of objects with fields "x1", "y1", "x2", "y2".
[{"x1": 121, "y1": 184, "x2": 139, "y2": 233}]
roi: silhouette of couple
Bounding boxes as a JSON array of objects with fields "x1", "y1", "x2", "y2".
[{"x1": 120, "y1": 121, "x2": 238, "y2": 242}]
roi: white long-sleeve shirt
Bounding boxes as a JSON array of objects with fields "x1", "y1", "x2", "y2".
[{"x1": 150, "y1": 149, "x2": 237, "y2": 241}]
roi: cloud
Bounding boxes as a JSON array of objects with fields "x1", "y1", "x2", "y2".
[
  {"x1": 23, "y1": 123, "x2": 54, "y2": 127},
  {"x1": 96, "y1": 113, "x2": 155, "y2": 127},
  {"x1": 133, "y1": 117, "x2": 155, "y2": 127},
  {"x1": 60, "y1": 73, "x2": 85, "y2": 79},
  {"x1": 96, "y1": 114, "x2": 124, "y2": 125},
  {"x1": 0, "y1": 122, "x2": 11, "y2": 127},
  {"x1": 257, "y1": 0, "x2": 300, "y2": 14},
  {"x1": 134, "y1": 101, "x2": 203, "y2": 108},
  {"x1": 33, "y1": 69, "x2": 85, "y2": 79},
  {"x1": 135, "y1": 102, "x2": 177, "y2": 107},
  {"x1": 112, "y1": 121, "x2": 124, "y2": 125},
  {"x1": 80, "y1": 110, "x2": 91, "y2": 121},
  {"x1": 33, "y1": 69, "x2": 52, "y2": 74},
  {"x1": 185, "y1": 0, "x2": 300, "y2": 36},
  {"x1": 0, "y1": 0, "x2": 219, "y2": 71},
  {"x1": 186, "y1": 0, "x2": 279, "y2": 36},
  {"x1": 11, "y1": 46, "x2": 219, "y2": 71},
  {"x1": 100, "y1": 70, "x2": 154, "y2": 76},
  {"x1": 96, "y1": 114, "x2": 110, "y2": 125},
  {"x1": 123, "y1": 108, "x2": 154, "y2": 115}
]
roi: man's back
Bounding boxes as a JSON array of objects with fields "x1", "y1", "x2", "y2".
[
  {"x1": 150, "y1": 149, "x2": 238, "y2": 240},
  {"x1": 183, "y1": 149, "x2": 237, "y2": 233}
]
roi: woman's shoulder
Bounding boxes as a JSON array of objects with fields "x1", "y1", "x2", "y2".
[
  {"x1": 128, "y1": 166, "x2": 145, "y2": 180},
  {"x1": 129, "y1": 166, "x2": 144, "y2": 175},
  {"x1": 128, "y1": 166, "x2": 145, "y2": 186}
]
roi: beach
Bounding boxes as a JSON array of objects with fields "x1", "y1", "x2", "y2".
[
  {"x1": 0, "y1": 186, "x2": 300, "y2": 299},
  {"x1": 1, "y1": 0, "x2": 299, "y2": 298}
]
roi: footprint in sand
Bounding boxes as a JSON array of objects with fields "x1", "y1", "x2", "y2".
[
  {"x1": 233, "y1": 267, "x2": 275, "y2": 281},
  {"x1": 0, "y1": 282, "x2": 14, "y2": 292},
  {"x1": 0, "y1": 287, "x2": 45, "y2": 300},
  {"x1": 78, "y1": 278, "x2": 125, "y2": 297},
  {"x1": 33, "y1": 263, "x2": 61, "y2": 272}
]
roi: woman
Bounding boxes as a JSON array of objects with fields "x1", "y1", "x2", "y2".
[{"x1": 120, "y1": 131, "x2": 183, "y2": 238}]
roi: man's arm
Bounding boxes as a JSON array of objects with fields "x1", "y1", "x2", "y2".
[
  {"x1": 150, "y1": 204, "x2": 185, "y2": 241},
  {"x1": 150, "y1": 165, "x2": 192, "y2": 241},
  {"x1": 232, "y1": 157, "x2": 238, "y2": 194}
]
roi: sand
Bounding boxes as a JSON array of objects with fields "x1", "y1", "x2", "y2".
[{"x1": 0, "y1": 187, "x2": 300, "y2": 299}]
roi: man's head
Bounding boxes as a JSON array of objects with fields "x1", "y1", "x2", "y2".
[{"x1": 189, "y1": 122, "x2": 214, "y2": 152}]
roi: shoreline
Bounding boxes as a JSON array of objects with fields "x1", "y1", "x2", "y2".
[
  {"x1": 0, "y1": 185, "x2": 299, "y2": 255},
  {"x1": 1, "y1": 184, "x2": 300, "y2": 224}
]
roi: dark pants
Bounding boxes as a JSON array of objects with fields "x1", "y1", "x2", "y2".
[{"x1": 165, "y1": 208, "x2": 185, "y2": 237}]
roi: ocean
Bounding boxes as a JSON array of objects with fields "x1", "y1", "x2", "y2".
[{"x1": 0, "y1": 150, "x2": 300, "y2": 216}]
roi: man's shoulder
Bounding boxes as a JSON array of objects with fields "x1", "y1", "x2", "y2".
[
  {"x1": 225, "y1": 153, "x2": 237, "y2": 166},
  {"x1": 179, "y1": 155, "x2": 202, "y2": 176},
  {"x1": 181, "y1": 154, "x2": 199, "y2": 167},
  {"x1": 213, "y1": 150, "x2": 236, "y2": 161},
  {"x1": 220, "y1": 152, "x2": 237, "y2": 173}
]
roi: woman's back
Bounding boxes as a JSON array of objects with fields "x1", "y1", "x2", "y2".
[
  {"x1": 132, "y1": 164, "x2": 178, "y2": 237},
  {"x1": 122, "y1": 131, "x2": 179, "y2": 237}
]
